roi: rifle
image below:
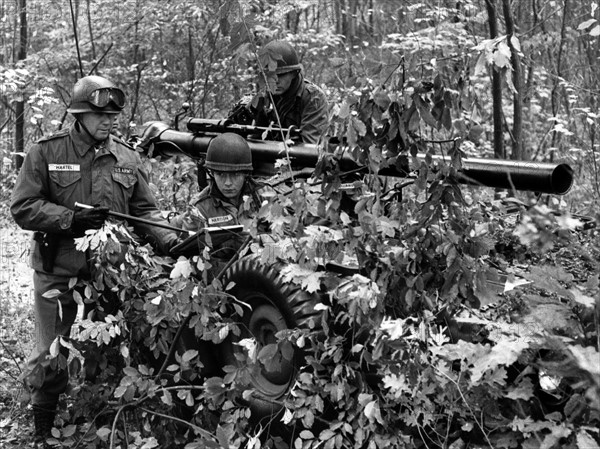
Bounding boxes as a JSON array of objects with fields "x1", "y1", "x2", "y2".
[{"x1": 137, "y1": 118, "x2": 574, "y2": 195}]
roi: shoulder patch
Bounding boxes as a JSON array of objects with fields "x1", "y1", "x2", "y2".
[{"x1": 38, "y1": 128, "x2": 69, "y2": 143}]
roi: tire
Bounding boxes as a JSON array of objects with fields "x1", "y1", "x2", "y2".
[{"x1": 219, "y1": 255, "x2": 323, "y2": 423}]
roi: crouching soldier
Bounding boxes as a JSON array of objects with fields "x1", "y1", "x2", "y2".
[{"x1": 171, "y1": 132, "x2": 266, "y2": 259}]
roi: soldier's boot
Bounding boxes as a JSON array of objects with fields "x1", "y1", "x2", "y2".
[{"x1": 33, "y1": 402, "x2": 57, "y2": 442}]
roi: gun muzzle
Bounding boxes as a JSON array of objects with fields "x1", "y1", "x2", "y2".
[{"x1": 421, "y1": 155, "x2": 575, "y2": 195}]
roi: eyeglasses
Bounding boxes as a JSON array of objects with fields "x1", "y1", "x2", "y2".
[{"x1": 88, "y1": 88, "x2": 126, "y2": 109}]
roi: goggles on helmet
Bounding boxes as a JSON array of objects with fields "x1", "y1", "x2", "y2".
[{"x1": 88, "y1": 88, "x2": 125, "y2": 109}]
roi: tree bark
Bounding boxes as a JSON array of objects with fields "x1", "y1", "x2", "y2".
[
  {"x1": 86, "y1": 0, "x2": 95, "y2": 60},
  {"x1": 15, "y1": 0, "x2": 27, "y2": 170},
  {"x1": 485, "y1": 0, "x2": 505, "y2": 159},
  {"x1": 502, "y1": 0, "x2": 523, "y2": 160},
  {"x1": 334, "y1": 0, "x2": 344, "y2": 36},
  {"x1": 550, "y1": 0, "x2": 569, "y2": 157},
  {"x1": 347, "y1": 0, "x2": 358, "y2": 43}
]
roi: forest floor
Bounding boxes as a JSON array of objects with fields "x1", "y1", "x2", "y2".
[{"x1": 0, "y1": 213, "x2": 37, "y2": 447}]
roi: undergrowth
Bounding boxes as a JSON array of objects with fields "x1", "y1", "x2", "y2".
[{"x1": 0, "y1": 74, "x2": 599, "y2": 449}]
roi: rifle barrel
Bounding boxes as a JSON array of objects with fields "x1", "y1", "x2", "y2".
[{"x1": 74, "y1": 202, "x2": 193, "y2": 235}]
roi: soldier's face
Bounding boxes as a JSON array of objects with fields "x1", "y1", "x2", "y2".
[
  {"x1": 79, "y1": 112, "x2": 117, "y2": 140},
  {"x1": 212, "y1": 171, "x2": 246, "y2": 200},
  {"x1": 274, "y1": 71, "x2": 296, "y2": 95}
]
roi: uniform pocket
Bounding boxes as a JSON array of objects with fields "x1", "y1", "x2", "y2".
[
  {"x1": 112, "y1": 170, "x2": 137, "y2": 189},
  {"x1": 49, "y1": 171, "x2": 81, "y2": 187}
]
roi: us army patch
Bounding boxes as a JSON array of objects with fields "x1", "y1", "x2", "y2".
[
  {"x1": 208, "y1": 215, "x2": 233, "y2": 225},
  {"x1": 48, "y1": 164, "x2": 80, "y2": 171},
  {"x1": 113, "y1": 167, "x2": 134, "y2": 175}
]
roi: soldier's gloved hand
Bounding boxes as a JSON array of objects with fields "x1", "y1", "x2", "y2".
[{"x1": 72, "y1": 206, "x2": 110, "y2": 234}]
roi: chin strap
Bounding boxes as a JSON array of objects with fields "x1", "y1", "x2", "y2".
[{"x1": 74, "y1": 119, "x2": 105, "y2": 146}]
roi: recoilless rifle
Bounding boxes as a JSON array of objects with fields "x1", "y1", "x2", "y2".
[{"x1": 138, "y1": 117, "x2": 574, "y2": 196}]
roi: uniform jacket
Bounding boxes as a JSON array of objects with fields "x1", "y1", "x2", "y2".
[
  {"x1": 173, "y1": 179, "x2": 262, "y2": 232},
  {"x1": 10, "y1": 123, "x2": 177, "y2": 276},
  {"x1": 239, "y1": 74, "x2": 329, "y2": 144}
]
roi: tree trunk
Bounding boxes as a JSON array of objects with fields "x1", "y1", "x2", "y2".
[
  {"x1": 347, "y1": 0, "x2": 358, "y2": 43},
  {"x1": 550, "y1": 0, "x2": 569, "y2": 158},
  {"x1": 86, "y1": 0, "x2": 95, "y2": 60},
  {"x1": 502, "y1": 0, "x2": 523, "y2": 160},
  {"x1": 287, "y1": 9, "x2": 299, "y2": 33},
  {"x1": 15, "y1": 0, "x2": 27, "y2": 170},
  {"x1": 485, "y1": 0, "x2": 504, "y2": 159},
  {"x1": 334, "y1": 0, "x2": 344, "y2": 36}
]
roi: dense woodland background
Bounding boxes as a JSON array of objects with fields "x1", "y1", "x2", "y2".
[{"x1": 0, "y1": 1, "x2": 599, "y2": 449}]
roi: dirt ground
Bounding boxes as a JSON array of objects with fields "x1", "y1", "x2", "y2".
[{"x1": 0, "y1": 220, "x2": 37, "y2": 446}]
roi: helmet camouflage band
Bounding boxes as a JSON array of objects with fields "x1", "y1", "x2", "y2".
[
  {"x1": 205, "y1": 133, "x2": 253, "y2": 172},
  {"x1": 259, "y1": 40, "x2": 303, "y2": 75},
  {"x1": 67, "y1": 75, "x2": 126, "y2": 115}
]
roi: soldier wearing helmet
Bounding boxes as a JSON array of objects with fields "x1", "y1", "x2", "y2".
[
  {"x1": 172, "y1": 133, "x2": 264, "y2": 241},
  {"x1": 229, "y1": 40, "x2": 330, "y2": 144},
  {"x1": 10, "y1": 75, "x2": 179, "y2": 441}
]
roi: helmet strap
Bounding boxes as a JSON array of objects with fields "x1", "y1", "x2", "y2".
[{"x1": 74, "y1": 115, "x2": 108, "y2": 145}]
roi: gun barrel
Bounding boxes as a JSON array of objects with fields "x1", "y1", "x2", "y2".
[
  {"x1": 74, "y1": 202, "x2": 194, "y2": 235},
  {"x1": 140, "y1": 122, "x2": 574, "y2": 195},
  {"x1": 432, "y1": 156, "x2": 574, "y2": 195}
]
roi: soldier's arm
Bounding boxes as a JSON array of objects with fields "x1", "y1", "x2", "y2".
[{"x1": 300, "y1": 88, "x2": 330, "y2": 144}]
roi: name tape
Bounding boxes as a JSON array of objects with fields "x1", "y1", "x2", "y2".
[
  {"x1": 48, "y1": 164, "x2": 80, "y2": 171},
  {"x1": 208, "y1": 215, "x2": 234, "y2": 225}
]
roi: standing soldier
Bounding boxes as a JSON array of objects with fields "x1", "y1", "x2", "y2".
[
  {"x1": 10, "y1": 75, "x2": 179, "y2": 441},
  {"x1": 229, "y1": 40, "x2": 330, "y2": 144}
]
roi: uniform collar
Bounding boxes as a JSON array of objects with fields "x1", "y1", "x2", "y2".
[{"x1": 70, "y1": 122, "x2": 114, "y2": 157}]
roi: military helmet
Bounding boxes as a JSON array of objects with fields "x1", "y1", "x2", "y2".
[
  {"x1": 205, "y1": 133, "x2": 253, "y2": 172},
  {"x1": 67, "y1": 75, "x2": 126, "y2": 114},
  {"x1": 260, "y1": 40, "x2": 303, "y2": 75}
]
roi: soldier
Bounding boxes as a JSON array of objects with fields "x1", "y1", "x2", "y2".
[
  {"x1": 173, "y1": 132, "x2": 262, "y2": 234},
  {"x1": 229, "y1": 40, "x2": 330, "y2": 144},
  {"x1": 10, "y1": 75, "x2": 179, "y2": 441}
]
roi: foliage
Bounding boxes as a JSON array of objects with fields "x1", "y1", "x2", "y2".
[
  {"x1": 1, "y1": 1, "x2": 600, "y2": 448},
  {"x1": 15, "y1": 63, "x2": 596, "y2": 448}
]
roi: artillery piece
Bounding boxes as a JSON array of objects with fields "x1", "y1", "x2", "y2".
[
  {"x1": 135, "y1": 117, "x2": 576, "y2": 429},
  {"x1": 140, "y1": 117, "x2": 574, "y2": 195}
]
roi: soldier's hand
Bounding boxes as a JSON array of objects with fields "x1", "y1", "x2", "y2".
[{"x1": 72, "y1": 206, "x2": 110, "y2": 233}]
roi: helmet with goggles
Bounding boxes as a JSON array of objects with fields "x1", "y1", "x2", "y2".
[
  {"x1": 205, "y1": 133, "x2": 253, "y2": 172},
  {"x1": 67, "y1": 75, "x2": 126, "y2": 114}
]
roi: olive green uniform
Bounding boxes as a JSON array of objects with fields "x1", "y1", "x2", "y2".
[
  {"x1": 10, "y1": 122, "x2": 177, "y2": 405},
  {"x1": 235, "y1": 74, "x2": 329, "y2": 144}
]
